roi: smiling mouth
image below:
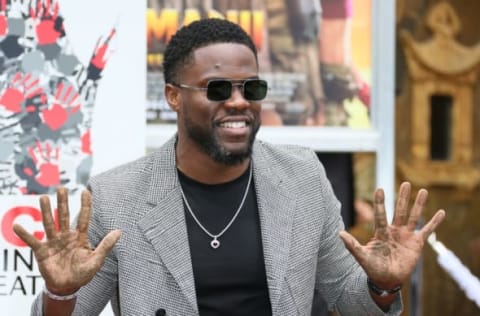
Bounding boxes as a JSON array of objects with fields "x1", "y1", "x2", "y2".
[{"x1": 219, "y1": 121, "x2": 248, "y2": 128}]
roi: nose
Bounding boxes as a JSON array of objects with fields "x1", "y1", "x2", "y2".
[{"x1": 224, "y1": 85, "x2": 249, "y2": 110}]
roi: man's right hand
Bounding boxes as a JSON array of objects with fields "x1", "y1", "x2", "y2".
[{"x1": 13, "y1": 188, "x2": 121, "y2": 296}]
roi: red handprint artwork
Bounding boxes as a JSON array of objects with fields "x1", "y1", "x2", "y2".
[
  {"x1": 0, "y1": 0, "x2": 116, "y2": 194},
  {"x1": 30, "y1": 0, "x2": 63, "y2": 45},
  {"x1": 0, "y1": 72, "x2": 43, "y2": 113},
  {"x1": 26, "y1": 141, "x2": 60, "y2": 187},
  {"x1": 41, "y1": 82, "x2": 81, "y2": 131},
  {"x1": 90, "y1": 28, "x2": 116, "y2": 70}
]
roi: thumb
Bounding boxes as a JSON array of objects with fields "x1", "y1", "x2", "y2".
[
  {"x1": 94, "y1": 229, "x2": 121, "y2": 259},
  {"x1": 339, "y1": 230, "x2": 366, "y2": 265}
]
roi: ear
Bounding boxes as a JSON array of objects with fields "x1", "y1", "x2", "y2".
[{"x1": 165, "y1": 83, "x2": 180, "y2": 112}]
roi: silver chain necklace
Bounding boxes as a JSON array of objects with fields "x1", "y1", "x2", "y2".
[{"x1": 179, "y1": 163, "x2": 253, "y2": 250}]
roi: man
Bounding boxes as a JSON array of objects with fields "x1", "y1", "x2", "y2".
[{"x1": 13, "y1": 18, "x2": 445, "y2": 316}]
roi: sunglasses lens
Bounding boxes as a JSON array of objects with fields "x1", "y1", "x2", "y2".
[
  {"x1": 244, "y1": 79, "x2": 268, "y2": 101},
  {"x1": 206, "y1": 80, "x2": 232, "y2": 101},
  {"x1": 205, "y1": 79, "x2": 268, "y2": 101}
]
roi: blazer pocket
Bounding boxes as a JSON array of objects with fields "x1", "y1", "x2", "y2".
[
  {"x1": 284, "y1": 276, "x2": 311, "y2": 315},
  {"x1": 285, "y1": 252, "x2": 318, "y2": 313}
]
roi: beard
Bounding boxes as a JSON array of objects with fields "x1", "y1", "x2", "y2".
[{"x1": 183, "y1": 111, "x2": 260, "y2": 166}]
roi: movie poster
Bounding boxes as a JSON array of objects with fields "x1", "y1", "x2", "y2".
[
  {"x1": 0, "y1": 0, "x2": 146, "y2": 315},
  {"x1": 146, "y1": 0, "x2": 372, "y2": 128}
]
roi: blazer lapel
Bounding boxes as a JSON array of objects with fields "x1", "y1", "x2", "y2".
[
  {"x1": 137, "y1": 137, "x2": 198, "y2": 313},
  {"x1": 253, "y1": 143, "x2": 296, "y2": 312}
]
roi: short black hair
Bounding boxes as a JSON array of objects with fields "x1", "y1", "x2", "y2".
[{"x1": 163, "y1": 18, "x2": 258, "y2": 84}]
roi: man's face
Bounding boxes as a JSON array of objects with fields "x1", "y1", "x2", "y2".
[{"x1": 174, "y1": 43, "x2": 262, "y2": 165}]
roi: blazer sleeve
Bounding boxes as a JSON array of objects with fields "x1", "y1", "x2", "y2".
[{"x1": 313, "y1": 157, "x2": 402, "y2": 316}]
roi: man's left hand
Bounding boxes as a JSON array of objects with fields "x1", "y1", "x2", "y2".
[{"x1": 339, "y1": 181, "x2": 446, "y2": 289}]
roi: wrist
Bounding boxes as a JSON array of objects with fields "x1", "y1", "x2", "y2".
[
  {"x1": 367, "y1": 278, "x2": 402, "y2": 297},
  {"x1": 43, "y1": 285, "x2": 79, "y2": 301}
]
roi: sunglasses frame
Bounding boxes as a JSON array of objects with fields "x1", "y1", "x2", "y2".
[{"x1": 174, "y1": 78, "x2": 268, "y2": 102}]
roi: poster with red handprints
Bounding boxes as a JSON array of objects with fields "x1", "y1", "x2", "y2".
[
  {"x1": 0, "y1": 0, "x2": 118, "y2": 195},
  {"x1": 0, "y1": 1, "x2": 146, "y2": 315}
]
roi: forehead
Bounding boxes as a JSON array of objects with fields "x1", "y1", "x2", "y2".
[{"x1": 183, "y1": 43, "x2": 258, "y2": 80}]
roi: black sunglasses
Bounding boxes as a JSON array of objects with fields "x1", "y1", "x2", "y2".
[{"x1": 175, "y1": 79, "x2": 268, "y2": 102}]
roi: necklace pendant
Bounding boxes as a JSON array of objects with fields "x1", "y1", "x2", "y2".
[{"x1": 210, "y1": 238, "x2": 220, "y2": 249}]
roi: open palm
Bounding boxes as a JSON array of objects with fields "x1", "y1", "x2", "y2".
[
  {"x1": 340, "y1": 182, "x2": 445, "y2": 288},
  {"x1": 13, "y1": 188, "x2": 121, "y2": 294}
]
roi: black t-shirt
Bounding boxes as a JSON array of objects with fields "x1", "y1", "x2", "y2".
[{"x1": 178, "y1": 167, "x2": 272, "y2": 316}]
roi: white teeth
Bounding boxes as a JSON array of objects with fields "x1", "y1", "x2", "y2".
[{"x1": 220, "y1": 121, "x2": 246, "y2": 128}]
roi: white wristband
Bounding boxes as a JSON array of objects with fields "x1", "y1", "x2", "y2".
[{"x1": 43, "y1": 286, "x2": 79, "y2": 301}]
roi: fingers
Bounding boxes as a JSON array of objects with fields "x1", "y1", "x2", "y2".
[
  {"x1": 407, "y1": 188, "x2": 428, "y2": 231},
  {"x1": 392, "y1": 182, "x2": 411, "y2": 226},
  {"x1": 56, "y1": 187, "x2": 70, "y2": 232},
  {"x1": 420, "y1": 209, "x2": 446, "y2": 240},
  {"x1": 373, "y1": 188, "x2": 388, "y2": 238},
  {"x1": 339, "y1": 230, "x2": 366, "y2": 265},
  {"x1": 76, "y1": 190, "x2": 92, "y2": 234},
  {"x1": 39, "y1": 194, "x2": 56, "y2": 239},
  {"x1": 94, "y1": 230, "x2": 121, "y2": 260},
  {"x1": 12, "y1": 223, "x2": 42, "y2": 250}
]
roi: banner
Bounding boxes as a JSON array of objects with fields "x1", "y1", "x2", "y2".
[
  {"x1": 0, "y1": 0, "x2": 146, "y2": 315},
  {"x1": 146, "y1": 0, "x2": 372, "y2": 128}
]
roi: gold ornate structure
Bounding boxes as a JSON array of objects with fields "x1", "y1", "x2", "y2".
[{"x1": 398, "y1": 1, "x2": 480, "y2": 190}]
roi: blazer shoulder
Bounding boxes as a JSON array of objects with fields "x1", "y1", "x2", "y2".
[
  {"x1": 254, "y1": 140, "x2": 320, "y2": 169},
  {"x1": 89, "y1": 153, "x2": 154, "y2": 185},
  {"x1": 253, "y1": 140, "x2": 329, "y2": 184},
  {"x1": 89, "y1": 136, "x2": 177, "y2": 187}
]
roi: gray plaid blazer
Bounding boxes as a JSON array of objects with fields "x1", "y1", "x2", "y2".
[{"x1": 32, "y1": 136, "x2": 401, "y2": 316}]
